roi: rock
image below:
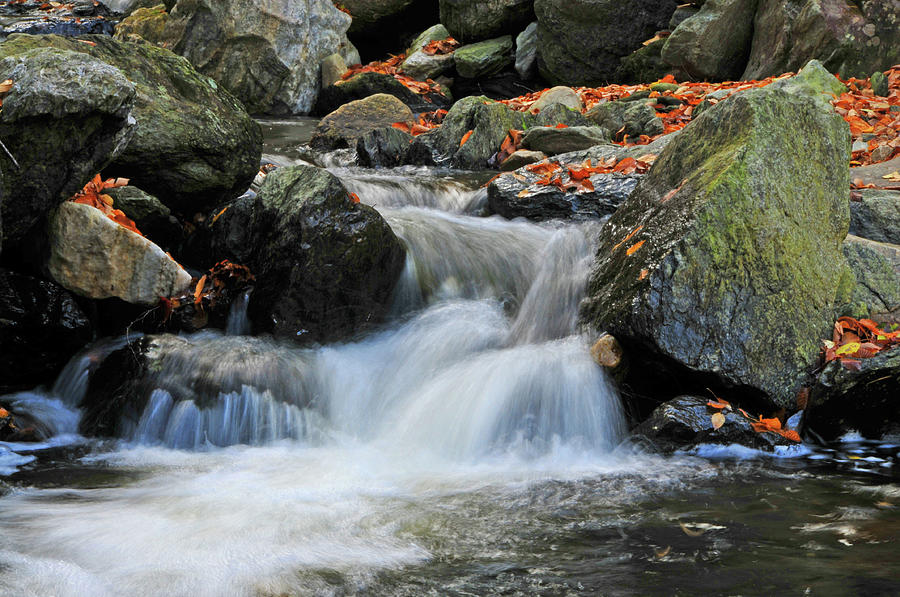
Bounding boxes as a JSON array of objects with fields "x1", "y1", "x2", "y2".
[
  {"x1": 586, "y1": 100, "x2": 664, "y2": 139},
  {"x1": 105, "y1": 186, "x2": 183, "y2": 252},
  {"x1": 439, "y1": 0, "x2": 535, "y2": 43},
  {"x1": 454, "y1": 36, "x2": 514, "y2": 79},
  {"x1": 143, "y1": 0, "x2": 356, "y2": 115},
  {"x1": 310, "y1": 93, "x2": 414, "y2": 152},
  {"x1": 341, "y1": 0, "x2": 417, "y2": 35},
  {"x1": 103, "y1": 0, "x2": 176, "y2": 15},
  {"x1": 406, "y1": 24, "x2": 452, "y2": 55},
  {"x1": 488, "y1": 167, "x2": 639, "y2": 220},
  {"x1": 114, "y1": 4, "x2": 168, "y2": 41},
  {"x1": 614, "y1": 39, "x2": 670, "y2": 84},
  {"x1": 499, "y1": 149, "x2": 546, "y2": 170},
  {"x1": 514, "y1": 21, "x2": 539, "y2": 79},
  {"x1": 534, "y1": 0, "x2": 677, "y2": 86},
  {"x1": 320, "y1": 53, "x2": 348, "y2": 88},
  {"x1": 661, "y1": 0, "x2": 758, "y2": 82},
  {"x1": 315, "y1": 71, "x2": 451, "y2": 115},
  {"x1": 356, "y1": 126, "x2": 416, "y2": 168},
  {"x1": 0, "y1": 34, "x2": 262, "y2": 217},
  {"x1": 850, "y1": 189, "x2": 900, "y2": 245},
  {"x1": 805, "y1": 348, "x2": 900, "y2": 440},
  {"x1": 838, "y1": 236, "x2": 900, "y2": 321},
  {"x1": 871, "y1": 70, "x2": 889, "y2": 98},
  {"x1": 766, "y1": 59, "x2": 848, "y2": 108},
  {"x1": 668, "y1": 4, "x2": 700, "y2": 28},
  {"x1": 581, "y1": 65, "x2": 851, "y2": 410},
  {"x1": 744, "y1": 0, "x2": 900, "y2": 80},
  {"x1": 850, "y1": 155, "x2": 900, "y2": 188},
  {"x1": 530, "y1": 85, "x2": 582, "y2": 113},
  {"x1": 0, "y1": 45, "x2": 135, "y2": 251},
  {"x1": 204, "y1": 165, "x2": 406, "y2": 343},
  {"x1": 590, "y1": 333, "x2": 623, "y2": 369},
  {"x1": 401, "y1": 51, "x2": 455, "y2": 81},
  {"x1": 47, "y1": 202, "x2": 192, "y2": 305},
  {"x1": 521, "y1": 125, "x2": 608, "y2": 155},
  {"x1": 632, "y1": 395, "x2": 797, "y2": 453},
  {"x1": 0, "y1": 269, "x2": 92, "y2": 394},
  {"x1": 532, "y1": 103, "x2": 591, "y2": 127}
]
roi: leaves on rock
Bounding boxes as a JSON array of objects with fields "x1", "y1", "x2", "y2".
[
  {"x1": 421, "y1": 37, "x2": 460, "y2": 56},
  {"x1": 69, "y1": 174, "x2": 141, "y2": 236},
  {"x1": 823, "y1": 316, "x2": 900, "y2": 369}
]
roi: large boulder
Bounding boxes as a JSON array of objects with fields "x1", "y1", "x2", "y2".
[
  {"x1": 581, "y1": 62, "x2": 851, "y2": 410},
  {"x1": 850, "y1": 189, "x2": 900, "y2": 245},
  {"x1": 0, "y1": 34, "x2": 262, "y2": 217},
  {"x1": 439, "y1": 0, "x2": 534, "y2": 43},
  {"x1": 310, "y1": 93, "x2": 414, "y2": 151},
  {"x1": 47, "y1": 202, "x2": 192, "y2": 305},
  {"x1": 661, "y1": 0, "x2": 758, "y2": 82},
  {"x1": 534, "y1": 0, "x2": 678, "y2": 86},
  {"x1": 202, "y1": 165, "x2": 406, "y2": 343},
  {"x1": 744, "y1": 0, "x2": 900, "y2": 80},
  {"x1": 0, "y1": 44, "x2": 135, "y2": 251},
  {"x1": 0, "y1": 269, "x2": 92, "y2": 394}
]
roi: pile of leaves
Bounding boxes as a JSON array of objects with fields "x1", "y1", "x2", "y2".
[
  {"x1": 421, "y1": 37, "x2": 459, "y2": 56},
  {"x1": 159, "y1": 260, "x2": 254, "y2": 329},
  {"x1": 340, "y1": 53, "x2": 445, "y2": 98},
  {"x1": 705, "y1": 397, "x2": 802, "y2": 443},
  {"x1": 391, "y1": 108, "x2": 448, "y2": 135},
  {"x1": 823, "y1": 316, "x2": 900, "y2": 371},
  {"x1": 69, "y1": 174, "x2": 141, "y2": 236},
  {"x1": 838, "y1": 67, "x2": 900, "y2": 166}
]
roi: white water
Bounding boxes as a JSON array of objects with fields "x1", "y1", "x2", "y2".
[{"x1": 0, "y1": 169, "x2": 632, "y2": 596}]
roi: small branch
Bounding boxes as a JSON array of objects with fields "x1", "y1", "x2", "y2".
[{"x1": 0, "y1": 137, "x2": 19, "y2": 169}]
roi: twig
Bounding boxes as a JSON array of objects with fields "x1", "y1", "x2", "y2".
[{"x1": 0, "y1": 137, "x2": 19, "y2": 169}]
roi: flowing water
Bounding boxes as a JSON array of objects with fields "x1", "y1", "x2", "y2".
[{"x1": 1, "y1": 122, "x2": 899, "y2": 596}]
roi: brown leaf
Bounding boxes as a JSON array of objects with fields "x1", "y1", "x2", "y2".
[{"x1": 711, "y1": 412, "x2": 726, "y2": 430}]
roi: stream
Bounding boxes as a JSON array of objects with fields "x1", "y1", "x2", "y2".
[{"x1": 0, "y1": 119, "x2": 898, "y2": 596}]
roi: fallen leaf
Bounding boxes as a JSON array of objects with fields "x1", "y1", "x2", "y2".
[
  {"x1": 459, "y1": 129, "x2": 474, "y2": 147},
  {"x1": 654, "y1": 546, "x2": 671, "y2": 558},
  {"x1": 679, "y1": 522, "x2": 705, "y2": 537},
  {"x1": 882, "y1": 171, "x2": 900, "y2": 181},
  {"x1": 626, "y1": 240, "x2": 646, "y2": 256},
  {"x1": 711, "y1": 412, "x2": 726, "y2": 430}
]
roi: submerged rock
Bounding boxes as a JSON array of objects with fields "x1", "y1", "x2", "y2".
[{"x1": 581, "y1": 61, "x2": 851, "y2": 410}]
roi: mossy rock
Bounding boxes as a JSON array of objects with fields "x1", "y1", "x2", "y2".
[
  {"x1": 454, "y1": 35, "x2": 514, "y2": 79},
  {"x1": 310, "y1": 93, "x2": 414, "y2": 151},
  {"x1": 615, "y1": 39, "x2": 670, "y2": 84},
  {"x1": 113, "y1": 4, "x2": 168, "y2": 41},
  {"x1": 581, "y1": 68, "x2": 851, "y2": 409},
  {"x1": 315, "y1": 71, "x2": 451, "y2": 115},
  {"x1": 586, "y1": 100, "x2": 664, "y2": 140},
  {"x1": 837, "y1": 235, "x2": 900, "y2": 322}
]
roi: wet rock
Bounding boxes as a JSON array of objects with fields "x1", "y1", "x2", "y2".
[
  {"x1": 499, "y1": 149, "x2": 545, "y2": 171},
  {"x1": 356, "y1": 126, "x2": 416, "y2": 168},
  {"x1": 0, "y1": 269, "x2": 92, "y2": 394},
  {"x1": 105, "y1": 185, "x2": 183, "y2": 252},
  {"x1": 590, "y1": 333, "x2": 623, "y2": 369},
  {"x1": 586, "y1": 100, "x2": 664, "y2": 140},
  {"x1": 0, "y1": 44, "x2": 135, "y2": 251},
  {"x1": 850, "y1": 189, "x2": 900, "y2": 245},
  {"x1": 837, "y1": 235, "x2": 900, "y2": 322},
  {"x1": 310, "y1": 93, "x2": 414, "y2": 152},
  {"x1": 0, "y1": 34, "x2": 262, "y2": 217},
  {"x1": 581, "y1": 61, "x2": 851, "y2": 410},
  {"x1": 203, "y1": 165, "x2": 406, "y2": 343},
  {"x1": 315, "y1": 71, "x2": 451, "y2": 115},
  {"x1": 661, "y1": 0, "x2": 758, "y2": 82},
  {"x1": 521, "y1": 125, "x2": 608, "y2": 156},
  {"x1": 1, "y1": 1, "x2": 116, "y2": 38},
  {"x1": 535, "y1": 0, "x2": 677, "y2": 86},
  {"x1": 632, "y1": 396, "x2": 796, "y2": 453},
  {"x1": 514, "y1": 21, "x2": 538, "y2": 79},
  {"x1": 439, "y1": 0, "x2": 534, "y2": 43},
  {"x1": 805, "y1": 348, "x2": 900, "y2": 440},
  {"x1": 454, "y1": 36, "x2": 514, "y2": 79},
  {"x1": 47, "y1": 202, "x2": 191, "y2": 305},
  {"x1": 744, "y1": 0, "x2": 900, "y2": 80}
]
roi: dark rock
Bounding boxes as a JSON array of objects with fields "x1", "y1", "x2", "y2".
[
  {"x1": 534, "y1": 0, "x2": 678, "y2": 86},
  {"x1": 514, "y1": 21, "x2": 538, "y2": 79},
  {"x1": 581, "y1": 61, "x2": 851, "y2": 410},
  {"x1": 439, "y1": 0, "x2": 534, "y2": 43},
  {"x1": 315, "y1": 71, "x2": 452, "y2": 116},
  {"x1": 871, "y1": 71, "x2": 889, "y2": 98},
  {"x1": 614, "y1": 39, "x2": 670, "y2": 85},
  {"x1": 345, "y1": 1, "x2": 438, "y2": 63},
  {"x1": 0, "y1": 269, "x2": 92, "y2": 394},
  {"x1": 0, "y1": 43, "x2": 135, "y2": 251},
  {"x1": 356, "y1": 126, "x2": 416, "y2": 168},
  {"x1": 805, "y1": 348, "x2": 900, "y2": 440},
  {"x1": 632, "y1": 395, "x2": 797, "y2": 453},
  {"x1": 837, "y1": 235, "x2": 900, "y2": 322},
  {"x1": 106, "y1": 185, "x2": 183, "y2": 252},
  {"x1": 310, "y1": 93, "x2": 414, "y2": 152},
  {"x1": 532, "y1": 103, "x2": 591, "y2": 127},
  {"x1": 850, "y1": 189, "x2": 900, "y2": 245},
  {"x1": 585, "y1": 100, "x2": 664, "y2": 140},
  {"x1": 521, "y1": 125, "x2": 608, "y2": 155},
  {"x1": 455, "y1": 36, "x2": 514, "y2": 79}
]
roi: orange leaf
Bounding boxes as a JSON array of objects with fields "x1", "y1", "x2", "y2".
[
  {"x1": 348, "y1": 192, "x2": 360, "y2": 204},
  {"x1": 459, "y1": 129, "x2": 474, "y2": 147},
  {"x1": 194, "y1": 274, "x2": 207, "y2": 305},
  {"x1": 625, "y1": 240, "x2": 645, "y2": 256}
]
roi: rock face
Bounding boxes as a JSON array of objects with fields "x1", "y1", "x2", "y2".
[
  {"x1": 157, "y1": 0, "x2": 355, "y2": 115},
  {"x1": 850, "y1": 189, "x2": 900, "y2": 245},
  {"x1": 454, "y1": 36, "x2": 514, "y2": 79},
  {"x1": 839, "y1": 236, "x2": 900, "y2": 321},
  {"x1": 47, "y1": 202, "x2": 192, "y2": 305},
  {"x1": 581, "y1": 62, "x2": 851, "y2": 409},
  {"x1": 310, "y1": 93, "x2": 414, "y2": 151},
  {"x1": 744, "y1": 0, "x2": 900, "y2": 80},
  {"x1": 661, "y1": 0, "x2": 758, "y2": 81},
  {"x1": 0, "y1": 34, "x2": 262, "y2": 217},
  {"x1": 0, "y1": 269, "x2": 92, "y2": 393},
  {"x1": 534, "y1": 0, "x2": 677, "y2": 85},
  {"x1": 0, "y1": 45, "x2": 135, "y2": 251},
  {"x1": 439, "y1": 0, "x2": 534, "y2": 43},
  {"x1": 205, "y1": 166, "x2": 406, "y2": 343}
]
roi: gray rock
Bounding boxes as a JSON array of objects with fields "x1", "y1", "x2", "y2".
[
  {"x1": 668, "y1": 4, "x2": 699, "y2": 29},
  {"x1": 614, "y1": 39, "x2": 670, "y2": 85},
  {"x1": 838, "y1": 235, "x2": 900, "y2": 321},
  {"x1": 356, "y1": 126, "x2": 416, "y2": 168},
  {"x1": 533, "y1": 103, "x2": 591, "y2": 127},
  {"x1": 514, "y1": 21, "x2": 539, "y2": 79},
  {"x1": 320, "y1": 53, "x2": 347, "y2": 88},
  {"x1": 315, "y1": 71, "x2": 451, "y2": 115},
  {"x1": 310, "y1": 93, "x2": 414, "y2": 152},
  {"x1": 106, "y1": 185, "x2": 183, "y2": 252},
  {"x1": 521, "y1": 125, "x2": 608, "y2": 155},
  {"x1": 401, "y1": 51, "x2": 455, "y2": 81},
  {"x1": 455, "y1": 35, "x2": 514, "y2": 79},
  {"x1": 586, "y1": 100, "x2": 664, "y2": 140},
  {"x1": 499, "y1": 149, "x2": 545, "y2": 170},
  {"x1": 530, "y1": 85, "x2": 583, "y2": 113},
  {"x1": 47, "y1": 202, "x2": 192, "y2": 305},
  {"x1": 0, "y1": 45, "x2": 135, "y2": 251},
  {"x1": 406, "y1": 24, "x2": 452, "y2": 55},
  {"x1": 850, "y1": 189, "x2": 900, "y2": 245},
  {"x1": 440, "y1": 0, "x2": 535, "y2": 43}
]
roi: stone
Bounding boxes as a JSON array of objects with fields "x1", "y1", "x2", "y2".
[
  {"x1": 0, "y1": 34, "x2": 262, "y2": 217},
  {"x1": 400, "y1": 51, "x2": 455, "y2": 81},
  {"x1": 668, "y1": 4, "x2": 700, "y2": 28},
  {"x1": 320, "y1": 53, "x2": 347, "y2": 88},
  {"x1": 48, "y1": 202, "x2": 191, "y2": 305},
  {"x1": 355, "y1": 126, "x2": 416, "y2": 168},
  {"x1": 406, "y1": 24, "x2": 452, "y2": 56},
  {"x1": 590, "y1": 333, "x2": 623, "y2": 369},
  {"x1": 521, "y1": 125, "x2": 608, "y2": 155},
  {"x1": 439, "y1": 0, "x2": 535, "y2": 43},
  {"x1": 838, "y1": 235, "x2": 900, "y2": 321},
  {"x1": 532, "y1": 103, "x2": 591, "y2": 127},
  {"x1": 586, "y1": 100, "x2": 665, "y2": 139},
  {"x1": 499, "y1": 149, "x2": 546, "y2": 171},
  {"x1": 514, "y1": 21, "x2": 538, "y2": 79},
  {"x1": 661, "y1": 0, "x2": 758, "y2": 82},
  {"x1": 850, "y1": 189, "x2": 900, "y2": 245},
  {"x1": 454, "y1": 35, "x2": 514, "y2": 79},
  {"x1": 342, "y1": 0, "x2": 417, "y2": 35},
  {"x1": 743, "y1": 0, "x2": 900, "y2": 80},
  {"x1": 530, "y1": 85, "x2": 583, "y2": 113},
  {"x1": 805, "y1": 348, "x2": 900, "y2": 440},
  {"x1": 104, "y1": 0, "x2": 176, "y2": 14},
  {"x1": 106, "y1": 186, "x2": 183, "y2": 252},
  {"x1": 871, "y1": 70, "x2": 889, "y2": 97},
  {"x1": 614, "y1": 39, "x2": 670, "y2": 84},
  {"x1": 310, "y1": 93, "x2": 414, "y2": 152},
  {"x1": 113, "y1": 4, "x2": 168, "y2": 40},
  {"x1": 0, "y1": 44, "x2": 135, "y2": 251},
  {"x1": 581, "y1": 67, "x2": 851, "y2": 410},
  {"x1": 535, "y1": 0, "x2": 677, "y2": 86},
  {"x1": 315, "y1": 71, "x2": 451, "y2": 115},
  {"x1": 0, "y1": 269, "x2": 92, "y2": 394}
]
